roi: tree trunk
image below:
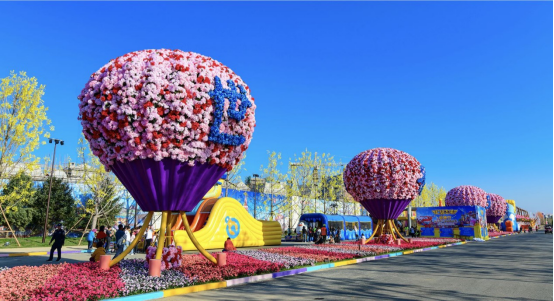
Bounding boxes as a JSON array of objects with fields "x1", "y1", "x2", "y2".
[{"x1": 91, "y1": 213, "x2": 99, "y2": 232}]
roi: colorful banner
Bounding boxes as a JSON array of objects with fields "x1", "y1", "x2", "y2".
[{"x1": 416, "y1": 206, "x2": 488, "y2": 240}]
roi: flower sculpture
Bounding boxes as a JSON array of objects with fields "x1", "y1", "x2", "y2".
[
  {"x1": 486, "y1": 193, "x2": 507, "y2": 224},
  {"x1": 145, "y1": 245, "x2": 183, "y2": 271},
  {"x1": 344, "y1": 148, "x2": 424, "y2": 243},
  {"x1": 78, "y1": 49, "x2": 256, "y2": 268},
  {"x1": 444, "y1": 185, "x2": 487, "y2": 207}
]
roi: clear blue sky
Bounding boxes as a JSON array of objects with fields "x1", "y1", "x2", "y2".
[{"x1": 0, "y1": 2, "x2": 551, "y2": 214}]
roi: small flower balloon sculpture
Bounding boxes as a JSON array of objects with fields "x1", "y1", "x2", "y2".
[
  {"x1": 485, "y1": 193, "x2": 506, "y2": 224},
  {"x1": 343, "y1": 148, "x2": 425, "y2": 243},
  {"x1": 78, "y1": 49, "x2": 256, "y2": 266},
  {"x1": 444, "y1": 185, "x2": 487, "y2": 207}
]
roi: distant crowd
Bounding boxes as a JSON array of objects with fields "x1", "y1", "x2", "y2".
[{"x1": 87, "y1": 224, "x2": 157, "y2": 262}]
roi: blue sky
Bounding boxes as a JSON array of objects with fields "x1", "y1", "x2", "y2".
[{"x1": 0, "y1": 2, "x2": 551, "y2": 213}]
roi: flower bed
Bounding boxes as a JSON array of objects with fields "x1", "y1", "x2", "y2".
[
  {"x1": 30, "y1": 262, "x2": 124, "y2": 300},
  {"x1": 119, "y1": 259, "x2": 194, "y2": 296},
  {"x1": 488, "y1": 231, "x2": 511, "y2": 238},
  {"x1": 262, "y1": 246, "x2": 358, "y2": 262},
  {"x1": 0, "y1": 263, "x2": 67, "y2": 301},
  {"x1": 234, "y1": 250, "x2": 316, "y2": 269},
  {"x1": 178, "y1": 252, "x2": 281, "y2": 283},
  {"x1": 0, "y1": 238, "x2": 465, "y2": 299}
]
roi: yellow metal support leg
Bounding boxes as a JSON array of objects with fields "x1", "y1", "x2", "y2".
[
  {"x1": 364, "y1": 219, "x2": 381, "y2": 244},
  {"x1": 156, "y1": 211, "x2": 168, "y2": 260},
  {"x1": 180, "y1": 211, "x2": 218, "y2": 264},
  {"x1": 109, "y1": 211, "x2": 153, "y2": 267}
]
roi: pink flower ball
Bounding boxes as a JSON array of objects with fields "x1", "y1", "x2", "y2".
[
  {"x1": 78, "y1": 49, "x2": 256, "y2": 171},
  {"x1": 486, "y1": 193, "x2": 507, "y2": 217},
  {"x1": 445, "y1": 185, "x2": 487, "y2": 207},
  {"x1": 343, "y1": 148, "x2": 423, "y2": 201}
]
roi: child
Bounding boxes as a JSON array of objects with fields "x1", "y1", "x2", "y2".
[
  {"x1": 90, "y1": 239, "x2": 106, "y2": 262},
  {"x1": 329, "y1": 235, "x2": 335, "y2": 244}
]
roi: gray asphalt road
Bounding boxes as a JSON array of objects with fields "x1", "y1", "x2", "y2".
[{"x1": 160, "y1": 233, "x2": 553, "y2": 301}]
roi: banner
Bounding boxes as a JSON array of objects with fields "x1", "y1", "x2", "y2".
[{"x1": 416, "y1": 206, "x2": 488, "y2": 240}]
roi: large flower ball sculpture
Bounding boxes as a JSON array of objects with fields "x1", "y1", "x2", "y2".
[
  {"x1": 485, "y1": 193, "x2": 507, "y2": 224},
  {"x1": 343, "y1": 148, "x2": 425, "y2": 243},
  {"x1": 78, "y1": 49, "x2": 256, "y2": 266},
  {"x1": 444, "y1": 185, "x2": 487, "y2": 207}
]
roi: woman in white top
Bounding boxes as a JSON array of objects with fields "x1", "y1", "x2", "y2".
[{"x1": 124, "y1": 227, "x2": 132, "y2": 255}]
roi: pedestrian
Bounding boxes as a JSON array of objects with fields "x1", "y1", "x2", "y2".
[
  {"x1": 124, "y1": 226, "x2": 132, "y2": 255},
  {"x1": 113, "y1": 224, "x2": 126, "y2": 258},
  {"x1": 222, "y1": 237, "x2": 236, "y2": 252},
  {"x1": 90, "y1": 238, "x2": 106, "y2": 262},
  {"x1": 47, "y1": 223, "x2": 65, "y2": 262},
  {"x1": 144, "y1": 226, "x2": 153, "y2": 252},
  {"x1": 360, "y1": 233, "x2": 366, "y2": 244},
  {"x1": 404, "y1": 225, "x2": 409, "y2": 236},
  {"x1": 321, "y1": 224, "x2": 327, "y2": 244},
  {"x1": 130, "y1": 230, "x2": 136, "y2": 255},
  {"x1": 87, "y1": 229, "x2": 96, "y2": 250},
  {"x1": 329, "y1": 235, "x2": 335, "y2": 244},
  {"x1": 105, "y1": 226, "x2": 112, "y2": 254},
  {"x1": 302, "y1": 226, "x2": 307, "y2": 242},
  {"x1": 335, "y1": 231, "x2": 341, "y2": 244},
  {"x1": 409, "y1": 226, "x2": 415, "y2": 238}
]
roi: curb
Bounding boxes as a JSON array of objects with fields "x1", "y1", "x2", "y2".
[{"x1": 105, "y1": 240, "x2": 471, "y2": 301}]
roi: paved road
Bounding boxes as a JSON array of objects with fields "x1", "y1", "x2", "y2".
[{"x1": 160, "y1": 233, "x2": 553, "y2": 301}]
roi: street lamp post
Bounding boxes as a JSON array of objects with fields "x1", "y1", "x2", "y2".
[
  {"x1": 253, "y1": 174, "x2": 259, "y2": 219},
  {"x1": 42, "y1": 138, "x2": 64, "y2": 243}
]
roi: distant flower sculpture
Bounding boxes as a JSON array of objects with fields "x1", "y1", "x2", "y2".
[
  {"x1": 344, "y1": 148, "x2": 424, "y2": 243},
  {"x1": 78, "y1": 49, "x2": 256, "y2": 268},
  {"x1": 486, "y1": 193, "x2": 507, "y2": 224},
  {"x1": 444, "y1": 185, "x2": 487, "y2": 207}
]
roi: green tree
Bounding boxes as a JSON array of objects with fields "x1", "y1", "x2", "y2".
[
  {"x1": 260, "y1": 151, "x2": 286, "y2": 221},
  {"x1": 223, "y1": 153, "x2": 247, "y2": 197},
  {"x1": 31, "y1": 177, "x2": 78, "y2": 232},
  {"x1": 0, "y1": 172, "x2": 36, "y2": 230},
  {"x1": 77, "y1": 135, "x2": 124, "y2": 230},
  {"x1": 411, "y1": 182, "x2": 447, "y2": 207}
]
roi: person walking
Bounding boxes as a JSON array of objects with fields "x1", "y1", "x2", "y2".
[
  {"x1": 105, "y1": 226, "x2": 112, "y2": 254},
  {"x1": 144, "y1": 226, "x2": 153, "y2": 252},
  {"x1": 124, "y1": 226, "x2": 132, "y2": 255},
  {"x1": 130, "y1": 230, "x2": 136, "y2": 255},
  {"x1": 321, "y1": 224, "x2": 327, "y2": 244},
  {"x1": 87, "y1": 229, "x2": 96, "y2": 250},
  {"x1": 302, "y1": 226, "x2": 307, "y2": 242},
  {"x1": 47, "y1": 224, "x2": 65, "y2": 262},
  {"x1": 409, "y1": 226, "x2": 415, "y2": 238},
  {"x1": 113, "y1": 225, "x2": 126, "y2": 258},
  {"x1": 404, "y1": 225, "x2": 409, "y2": 237},
  {"x1": 360, "y1": 233, "x2": 366, "y2": 244}
]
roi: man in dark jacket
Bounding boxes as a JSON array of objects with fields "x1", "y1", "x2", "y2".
[{"x1": 47, "y1": 224, "x2": 65, "y2": 261}]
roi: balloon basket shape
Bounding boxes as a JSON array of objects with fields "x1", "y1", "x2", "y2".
[
  {"x1": 110, "y1": 210, "x2": 219, "y2": 267},
  {"x1": 487, "y1": 223, "x2": 500, "y2": 232},
  {"x1": 360, "y1": 199, "x2": 412, "y2": 244},
  {"x1": 108, "y1": 159, "x2": 226, "y2": 267},
  {"x1": 487, "y1": 216, "x2": 503, "y2": 224}
]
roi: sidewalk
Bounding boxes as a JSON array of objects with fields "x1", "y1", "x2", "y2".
[{"x1": 0, "y1": 245, "x2": 89, "y2": 256}]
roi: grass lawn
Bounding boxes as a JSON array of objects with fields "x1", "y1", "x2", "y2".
[{"x1": 0, "y1": 236, "x2": 86, "y2": 249}]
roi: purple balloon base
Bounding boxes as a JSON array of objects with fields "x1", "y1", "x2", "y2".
[
  {"x1": 359, "y1": 199, "x2": 412, "y2": 220},
  {"x1": 111, "y1": 158, "x2": 226, "y2": 212},
  {"x1": 487, "y1": 216, "x2": 503, "y2": 224}
]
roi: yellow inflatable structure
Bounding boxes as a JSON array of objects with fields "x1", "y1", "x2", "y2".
[{"x1": 172, "y1": 181, "x2": 281, "y2": 251}]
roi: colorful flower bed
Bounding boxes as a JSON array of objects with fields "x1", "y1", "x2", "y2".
[
  {"x1": 235, "y1": 250, "x2": 316, "y2": 269},
  {"x1": 145, "y1": 245, "x2": 182, "y2": 271},
  {"x1": 0, "y1": 238, "x2": 468, "y2": 300},
  {"x1": 178, "y1": 252, "x2": 281, "y2": 283},
  {"x1": 119, "y1": 259, "x2": 194, "y2": 296},
  {"x1": 488, "y1": 231, "x2": 512, "y2": 238}
]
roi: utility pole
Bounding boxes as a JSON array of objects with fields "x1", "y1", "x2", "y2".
[
  {"x1": 42, "y1": 138, "x2": 64, "y2": 243},
  {"x1": 253, "y1": 174, "x2": 259, "y2": 219}
]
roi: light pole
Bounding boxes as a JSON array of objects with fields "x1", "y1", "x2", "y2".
[
  {"x1": 42, "y1": 138, "x2": 64, "y2": 243},
  {"x1": 253, "y1": 174, "x2": 259, "y2": 219}
]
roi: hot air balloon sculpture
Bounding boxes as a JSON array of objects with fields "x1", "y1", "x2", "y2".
[
  {"x1": 78, "y1": 49, "x2": 256, "y2": 267},
  {"x1": 343, "y1": 148, "x2": 425, "y2": 243},
  {"x1": 444, "y1": 185, "x2": 487, "y2": 208},
  {"x1": 486, "y1": 193, "x2": 507, "y2": 224}
]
